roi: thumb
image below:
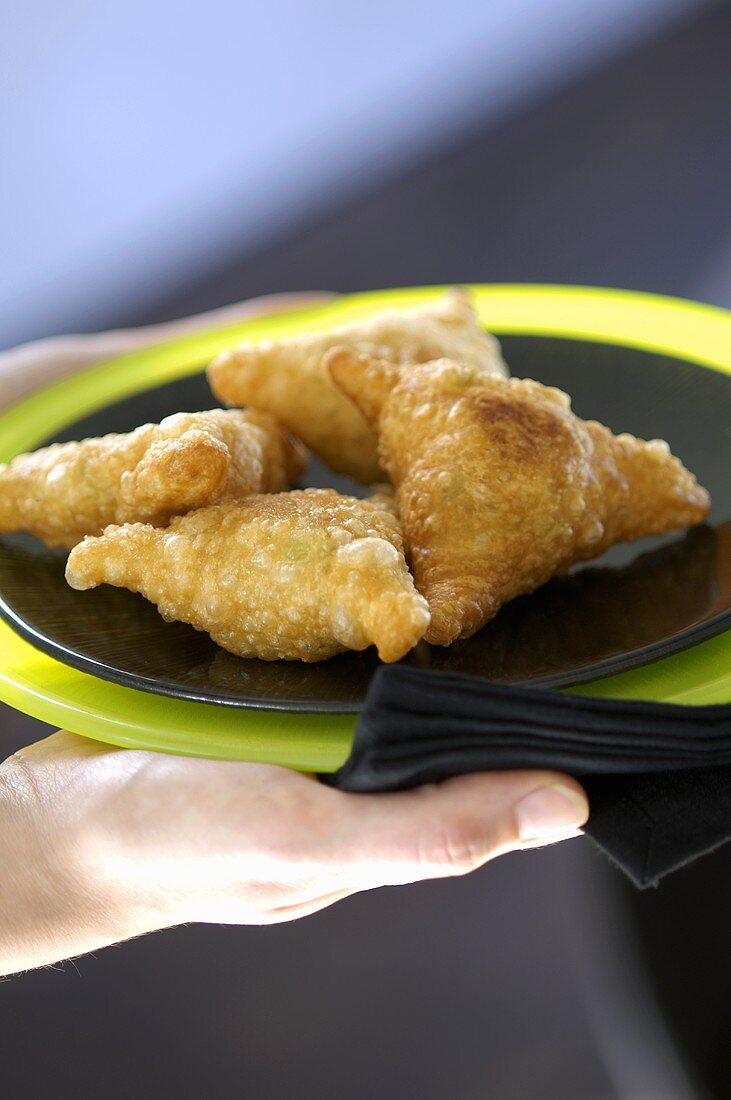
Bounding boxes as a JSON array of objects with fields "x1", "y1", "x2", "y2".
[{"x1": 334, "y1": 770, "x2": 589, "y2": 888}]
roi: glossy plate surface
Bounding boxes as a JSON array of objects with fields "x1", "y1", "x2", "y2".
[{"x1": 1, "y1": 286, "x2": 730, "y2": 766}]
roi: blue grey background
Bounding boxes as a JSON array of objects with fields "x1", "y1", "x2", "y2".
[{"x1": 0, "y1": 0, "x2": 709, "y2": 348}]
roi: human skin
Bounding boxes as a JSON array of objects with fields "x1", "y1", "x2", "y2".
[{"x1": 0, "y1": 293, "x2": 588, "y2": 977}]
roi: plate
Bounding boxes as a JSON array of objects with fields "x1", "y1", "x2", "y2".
[
  {"x1": 1, "y1": 285, "x2": 731, "y2": 767},
  {"x1": 2, "y1": 337, "x2": 731, "y2": 713}
]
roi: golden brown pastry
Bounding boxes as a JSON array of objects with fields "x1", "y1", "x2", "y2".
[
  {"x1": 207, "y1": 288, "x2": 506, "y2": 482},
  {"x1": 65, "y1": 489, "x2": 430, "y2": 662},
  {"x1": 327, "y1": 350, "x2": 711, "y2": 646},
  {"x1": 0, "y1": 409, "x2": 307, "y2": 548},
  {"x1": 362, "y1": 482, "x2": 398, "y2": 517}
]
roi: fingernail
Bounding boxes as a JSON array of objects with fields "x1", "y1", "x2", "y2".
[{"x1": 515, "y1": 784, "x2": 588, "y2": 842}]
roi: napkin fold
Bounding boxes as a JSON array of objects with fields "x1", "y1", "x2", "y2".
[{"x1": 328, "y1": 666, "x2": 731, "y2": 887}]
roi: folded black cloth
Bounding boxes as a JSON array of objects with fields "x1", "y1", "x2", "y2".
[{"x1": 328, "y1": 666, "x2": 731, "y2": 887}]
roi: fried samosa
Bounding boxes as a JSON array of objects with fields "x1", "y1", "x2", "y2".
[
  {"x1": 65, "y1": 489, "x2": 430, "y2": 662},
  {"x1": 327, "y1": 350, "x2": 711, "y2": 646},
  {"x1": 207, "y1": 288, "x2": 506, "y2": 482},
  {"x1": 0, "y1": 409, "x2": 307, "y2": 548}
]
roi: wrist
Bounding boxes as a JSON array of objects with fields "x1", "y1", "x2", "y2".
[{"x1": 0, "y1": 753, "x2": 175, "y2": 974}]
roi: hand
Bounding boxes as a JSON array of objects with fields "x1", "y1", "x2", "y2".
[
  {"x1": 0, "y1": 731, "x2": 588, "y2": 975},
  {"x1": 0, "y1": 290, "x2": 332, "y2": 407},
  {"x1": 0, "y1": 293, "x2": 588, "y2": 976}
]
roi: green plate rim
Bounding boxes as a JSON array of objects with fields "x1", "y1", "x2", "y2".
[{"x1": 1, "y1": 283, "x2": 730, "y2": 769}]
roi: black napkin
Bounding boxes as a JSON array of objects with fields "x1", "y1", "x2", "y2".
[{"x1": 328, "y1": 666, "x2": 731, "y2": 887}]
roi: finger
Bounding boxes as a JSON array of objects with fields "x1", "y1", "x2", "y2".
[
  {"x1": 0, "y1": 291, "x2": 338, "y2": 410},
  {"x1": 519, "y1": 827, "x2": 584, "y2": 850},
  {"x1": 259, "y1": 887, "x2": 358, "y2": 925},
  {"x1": 329, "y1": 770, "x2": 589, "y2": 888}
]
